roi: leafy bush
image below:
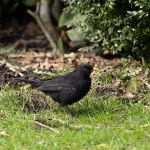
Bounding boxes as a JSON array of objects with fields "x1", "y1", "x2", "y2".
[{"x1": 66, "y1": 0, "x2": 150, "y2": 62}]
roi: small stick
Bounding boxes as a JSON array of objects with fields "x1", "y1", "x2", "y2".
[
  {"x1": 9, "y1": 67, "x2": 24, "y2": 77},
  {"x1": 35, "y1": 121, "x2": 60, "y2": 134},
  {"x1": 141, "y1": 78, "x2": 150, "y2": 89}
]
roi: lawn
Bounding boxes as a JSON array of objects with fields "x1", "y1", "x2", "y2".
[
  {"x1": 1, "y1": 59, "x2": 150, "y2": 150},
  {"x1": 1, "y1": 83, "x2": 150, "y2": 150}
]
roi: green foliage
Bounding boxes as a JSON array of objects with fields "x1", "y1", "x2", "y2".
[
  {"x1": 59, "y1": 10, "x2": 82, "y2": 27},
  {"x1": 66, "y1": 0, "x2": 150, "y2": 62},
  {"x1": 59, "y1": 9, "x2": 86, "y2": 46},
  {"x1": 67, "y1": 27, "x2": 85, "y2": 41},
  {"x1": 120, "y1": 61, "x2": 142, "y2": 80},
  {"x1": 0, "y1": 47, "x2": 17, "y2": 55}
]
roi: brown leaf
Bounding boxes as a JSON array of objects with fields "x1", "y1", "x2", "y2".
[
  {"x1": 52, "y1": 56, "x2": 64, "y2": 63},
  {"x1": 24, "y1": 63, "x2": 39, "y2": 70},
  {"x1": 145, "y1": 132, "x2": 150, "y2": 138},
  {"x1": 64, "y1": 52, "x2": 76, "y2": 58},
  {"x1": 125, "y1": 91, "x2": 137, "y2": 99},
  {"x1": 49, "y1": 63, "x2": 64, "y2": 70},
  {"x1": 0, "y1": 58, "x2": 6, "y2": 65},
  {"x1": 124, "y1": 128, "x2": 134, "y2": 133},
  {"x1": 144, "y1": 106, "x2": 150, "y2": 110},
  {"x1": 20, "y1": 84, "x2": 32, "y2": 90},
  {"x1": 39, "y1": 58, "x2": 50, "y2": 70},
  {"x1": 117, "y1": 89, "x2": 137, "y2": 99}
]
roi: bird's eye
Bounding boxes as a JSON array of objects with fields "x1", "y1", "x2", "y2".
[{"x1": 84, "y1": 68, "x2": 88, "y2": 72}]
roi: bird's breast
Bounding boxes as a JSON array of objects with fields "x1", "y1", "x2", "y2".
[{"x1": 75, "y1": 79, "x2": 91, "y2": 93}]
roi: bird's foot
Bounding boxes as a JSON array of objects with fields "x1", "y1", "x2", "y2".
[{"x1": 62, "y1": 105, "x2": 73, "y2": 120}]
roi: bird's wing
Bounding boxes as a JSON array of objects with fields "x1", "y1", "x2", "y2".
[
  {"x1": 37, "y1": 73, "x2": 75, "y2": 92},
  {"x1": 37, "y1": 82, "x2": 74, "y2": 91}
]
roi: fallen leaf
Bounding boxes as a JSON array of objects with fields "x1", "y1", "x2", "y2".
[
  {"x1": 125, "y1": 91, "x2": 137, "y2": 99},
  {"x1": 52, "y1": 56, "x2": 64, "y2": 63},
  {"x1": 37, "y1": 140, "x2": 44, "y2": 144},
  {"x1": 49, "y1": 63, "x2": 64, "y2": 70},
  {"x1": 64, "y1": 52, "x2": 76, "y2": 58},
  {"x1": 0, "y1": 58, "x2": 6, "y2": 65},
  {"x1": 24, "y1": 63, "x2": 39, "y2": 69},
  {"x1": 124, "y1": 128, "x2": 134, "y2": 133},
  {"x1": 0, "y1": 113, "x2": 5, "y2": 118},
  {"x1": 117, "y1": 89, "x2": 137, "y2": 99},
  {"x1": 39, "y1": 58, "x2": 50, "y2": 70},
  {"x1": 0, "y1": 131, "x2": 9, "y2": 136},
  {"x1": 20, "y1": 84, "x2": 33, "y2": 90},
  {"x1": 145, "y1": 132, "x2": 150, "y2": 138},
  {"x1": 46, "y1": 52, "x2": 53, "y2": 58},
  {"x1": 144, "y1": 106, "x2": 150, "y2": 110},
  {"x1": 97, "y1": 143, "x2": 108, "y2": 148}
]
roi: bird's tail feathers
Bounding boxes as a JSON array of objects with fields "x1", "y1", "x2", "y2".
[{"x1": 13, "y1": 78, "x2": 42, "y2": 87}]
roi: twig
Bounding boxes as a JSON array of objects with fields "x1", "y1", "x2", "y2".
[
  {"x1": 141, "y1": 78, "x2": 150, "y2": 89},
  {"x1": 35, "y1": 121, "x2": 60, "y2": 134},
  {"x1": 27, "y1": 3, "x2": 58, "y2": 54},
  {"x1": 9, "y1": 67, "x2": 24, "y2": 77}
]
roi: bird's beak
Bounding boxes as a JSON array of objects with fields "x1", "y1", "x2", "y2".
[{"x1": 92, "y1": 67, "x2": 100, "y2": 72}]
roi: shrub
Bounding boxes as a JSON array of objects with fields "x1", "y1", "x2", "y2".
[{"x1": 66, "y1": 0, "x2": 150, "y2": 62}]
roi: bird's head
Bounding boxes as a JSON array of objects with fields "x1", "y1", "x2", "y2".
[{"x1": 74, "y1": 64, "x2": 99, "y2": 78}]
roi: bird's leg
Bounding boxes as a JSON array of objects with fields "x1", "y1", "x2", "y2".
[{"x1": 62, "y1": 105, "x2": 72, "y2": 119}]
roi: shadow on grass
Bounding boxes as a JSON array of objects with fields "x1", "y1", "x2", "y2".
[{"x1": 68, "y1": 99, "x2": 107, "y2": 118}]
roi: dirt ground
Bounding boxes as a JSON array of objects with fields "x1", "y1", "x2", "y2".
[{"x1": 0, "y1": 21, "x2": 124, "y2": 87}]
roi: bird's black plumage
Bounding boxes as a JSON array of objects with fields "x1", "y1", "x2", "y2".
[{"x1": 14, "y1": 64, "x2": 99, "y2": 106}]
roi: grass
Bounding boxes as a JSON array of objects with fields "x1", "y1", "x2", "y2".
[
  {"x1": 1, "y1": 85, "x2": 150, "y2": 150},
  {"x1": 1, "y1": 61, "x2": 150, "y2": 150}
]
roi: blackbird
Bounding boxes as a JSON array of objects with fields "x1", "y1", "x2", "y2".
[{"x1": 14, "y1": 64, "x2": 99, "y2": 107}]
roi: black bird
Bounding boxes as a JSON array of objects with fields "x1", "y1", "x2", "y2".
[{"x1": 14, "y1": 64, "x2": 99, "y2": 111}]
